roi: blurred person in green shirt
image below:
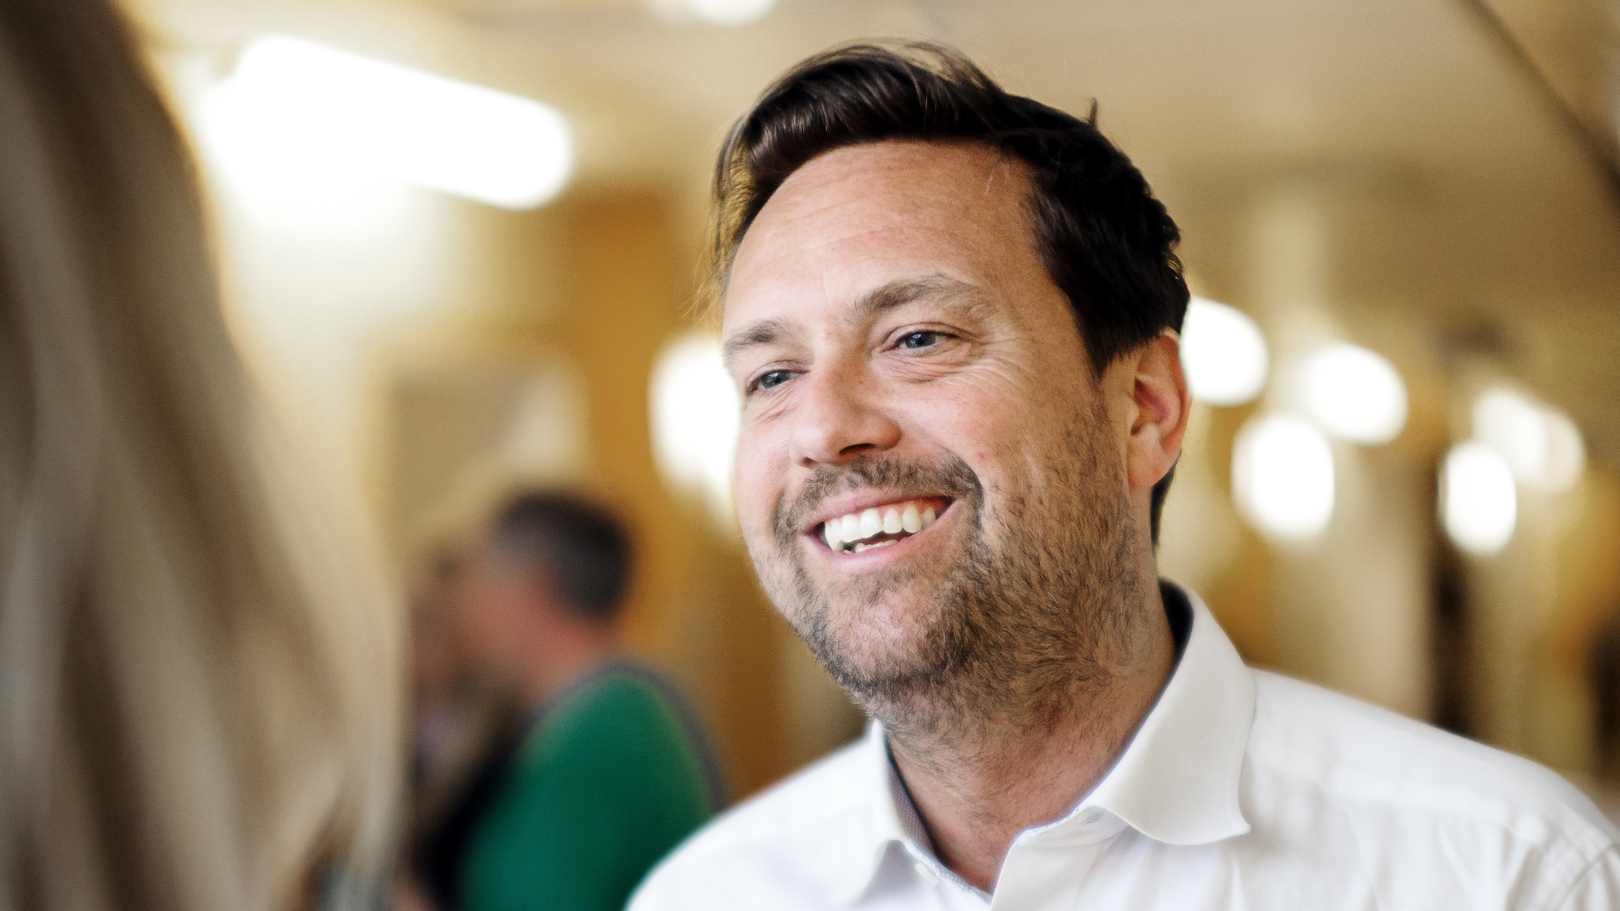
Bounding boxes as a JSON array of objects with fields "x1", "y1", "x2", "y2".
[{"x1": 419, "y1": 492, "x2": 720, "y2": 911}]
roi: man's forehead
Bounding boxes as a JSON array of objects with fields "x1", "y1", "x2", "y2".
[
  {"x1": 736, "y1": 141, "x2": 1028, "y2": 255},
  {"x1": 722, "y1": 141, "x2": 1037, "y2": 333}
]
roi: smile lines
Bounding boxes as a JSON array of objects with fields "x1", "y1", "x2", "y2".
[{"x1": 820, "y1": 500, "x2": 938, "y2": 553}]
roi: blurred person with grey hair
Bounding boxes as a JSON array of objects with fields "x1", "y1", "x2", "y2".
[
  {"x1": 418, "y1": 491, "x2": 718, "y2": 911},
  {"x1": 0, "y1": 1, "x2": 401, "y2": 910},
  {"x1": 631, "y1": 42, "x2": 1620, "y2": 910}
]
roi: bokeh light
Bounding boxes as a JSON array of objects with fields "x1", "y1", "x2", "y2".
[
  {"x1": 1300, "y1": 342, "x2": 1407, "y2": 444},
  {"x1": 1180, "y1": 297, "x2": 1269, "y2": 406},
  {"x1": 1232, "y1": 413, "x2": 1336, "y2": 540},
  {"x1": 650, "y1": 0, "x2": 776, "y2": 25},
  {"x1": 1472, "y1": 387, "x2": 1586, "y2": 494},
  {"x1": 202, "y1": 35, "x2": 572, "y2": 212},
  {"x1": 650, "y1": 334, "x2": 741, "y2": 526},
  {"x1": 1441, "y1": 441, "x2": 1518, "y2": 555}
]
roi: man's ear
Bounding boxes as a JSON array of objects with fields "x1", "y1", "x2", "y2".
[{"x1": 1122, "y1": 329, "x2": 1190, "y2": 493}]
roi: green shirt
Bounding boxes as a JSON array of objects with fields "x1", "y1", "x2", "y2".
[{"x1": 460, "y1": 667, "x2": 716, "y2": 911}]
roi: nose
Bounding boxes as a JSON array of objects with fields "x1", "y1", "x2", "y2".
[{"x1": 789, "y1": 360, "x2": 901, "y2": 466}]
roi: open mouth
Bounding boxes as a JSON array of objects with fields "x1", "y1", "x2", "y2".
[{"x1": 816, "y1": 498, "x2": 948, "y2": 554}]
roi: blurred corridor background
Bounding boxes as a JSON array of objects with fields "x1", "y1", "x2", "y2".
[{"x1": 126, "y1": 0, "x2": 1620, "y2": 806}]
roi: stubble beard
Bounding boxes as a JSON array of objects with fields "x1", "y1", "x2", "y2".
[{"x1": 749, "y1": 408, "x2": 1142, "y2": 749}]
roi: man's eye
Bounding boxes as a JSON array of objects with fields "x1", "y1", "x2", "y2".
[
  {"x1": 898, "y1": 331, "x2": 943, "y2": 349},
  {"x1": 754, "y1": 369, "x2": 793, "y2": 391}
]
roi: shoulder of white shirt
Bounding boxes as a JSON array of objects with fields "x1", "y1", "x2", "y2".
[{"x1": 1248, "y1": 667, "x2": 1617, "y2": 854}]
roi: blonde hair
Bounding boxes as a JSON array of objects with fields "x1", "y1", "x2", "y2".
[{"x1": 0, "y1": 2, "x2": 401, "y2": 910}]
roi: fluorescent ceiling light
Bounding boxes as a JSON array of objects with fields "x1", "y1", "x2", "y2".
[
  {"x1": 690, "y1": 0, "x2": 775, "y2": 24},
  {"x1": 1231, "y1": 413, "x2": 1335, "y2": 541},
  {"x1": 651, "y1": 0, "x2": 776, "y2": 25},
  {"x1": 1441, "y1": 441, "x2": 1517, "y2": 555},
  {"x1": 1300, "y1": 342, "x2": 1407, "y2": 444},
  {"x1": 650, "y1": 333, "x2": 740, "y2": 526},
  {"x1": 205, "y1": 35, "x2": 572, "y2": 210},
  {"x1": 1180, "y1": 297, "x2": 1269, "y2": 406}
]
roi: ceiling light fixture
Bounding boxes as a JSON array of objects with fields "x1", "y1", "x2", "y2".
[
  {"x1": 649, "y1": 0, "x2": 776, "y2": 26},
  {"x1": 204, "y1": 35, "x2": 572, "y2": 210}
]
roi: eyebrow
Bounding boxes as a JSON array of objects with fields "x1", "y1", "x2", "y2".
[
  {"x1": 721, "y1": 319, "x2": 790, "y2": 368},
  {"x1": 721, "y1": 274, "x2": 984, "y2": 368}
]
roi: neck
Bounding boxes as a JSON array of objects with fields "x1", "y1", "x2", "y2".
[
  {"x1": 884, "y1": 584, "x2": 1175, "y2": 893},
  {"x1": 514, "y1": 619, "x2": 619, "y2": 712}
]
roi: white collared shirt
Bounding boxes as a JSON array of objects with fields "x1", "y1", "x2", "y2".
[{"x1": 631, "y1": 586, "x2": 1620, "y2": 910}]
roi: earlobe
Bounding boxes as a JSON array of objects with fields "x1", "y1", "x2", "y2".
[{"x1": 1125, "y1": 330, "x2": 1190, "y2": 491}]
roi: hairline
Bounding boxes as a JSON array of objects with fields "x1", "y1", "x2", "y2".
[{"x1": 716, "y1": 138, "x2": 1032, "y2": 287}]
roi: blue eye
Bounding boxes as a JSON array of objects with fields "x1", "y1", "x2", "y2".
[
  {"x1": 755, "y1": 369, "x2": 793, "y2": 391},
  {"x1": 898, "y1": 331, "x2": 942, "y2": 349}
]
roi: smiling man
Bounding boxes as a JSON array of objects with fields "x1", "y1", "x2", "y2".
[{"x1": 630, "y1": 44, "x2": 1620, "y2": 910}]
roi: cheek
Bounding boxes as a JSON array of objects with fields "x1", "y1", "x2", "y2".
[
  {"x1": 462, "y1": 596, "x2": 498, "y2": 640},
  {"x1": 732, "y1": 432, "x2": 787, "y2": 537},
  {"x1": 894, "y1": 379, "x2": 1020, "y2": 466},
  {"x1": 461, "y1": 580, "x2": 510, "y2": 640},
  {"x1": 891, "y1": 376, "x2": 1075, "y2": 499}
]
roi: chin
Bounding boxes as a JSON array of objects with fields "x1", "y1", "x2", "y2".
[{"x1": 793, "y1": 593, "x2": 951, "y2": 690}]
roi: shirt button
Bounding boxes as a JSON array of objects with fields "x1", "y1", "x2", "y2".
[{"x1": 913, "y1": 862, "x2": 941, "y2": 886}]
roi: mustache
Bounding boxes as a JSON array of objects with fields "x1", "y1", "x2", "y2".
[{"x1": 772, "y1": 455, "x2": 983, "y2": 548}]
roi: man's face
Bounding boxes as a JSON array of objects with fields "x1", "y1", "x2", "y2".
[
  {"x1": 410, "y1": 561, "x2": 468, "y2": 697},
  {"x1": 455, "y1": 540, "x2": 531, "y2": 677},
  {"x1": 723, "y1": 141, "x2": 1141, "y2": 715}
]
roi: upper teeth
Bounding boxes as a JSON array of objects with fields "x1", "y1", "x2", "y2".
[{"x1": 822, "y1": 501, "x2": 937, "y2": 552}]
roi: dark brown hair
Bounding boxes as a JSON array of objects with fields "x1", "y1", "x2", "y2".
[
  {"x1": 711, "y1": 42, "x2": 1188, "y2": 540},
  {"x1": 491, "y1": 492, "x2": 634, "y2": 623}
]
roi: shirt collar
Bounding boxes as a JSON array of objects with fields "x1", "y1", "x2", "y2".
[
  {"x1": 831, "y1": 581, "x2": 1255, "y2": 903},
  {"x1": 1069, "y1": 581, "x2": 1254, "y2": 846},
  {"x1": 822, "y1": 721, "x2": 923, "y2": 905}
]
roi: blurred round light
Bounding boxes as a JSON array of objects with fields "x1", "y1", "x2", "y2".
[
  {"x1": 1472, "y1": 387, "x2": 1542, "y2": 480},
  {"x1": 650, "y1": 333, "x2": 740, "y2": 525},
  {"x1": 1300, "y1": 342, "x2": 1407, "y2": 444},
  {"x1": 1232, "y1": 414, "x2": 1335, "y2": 540},
  {"x1": 1472, "y1": 387, "x2": 1585, "y2": 493},
  {"x1": 1441, "y1": 441, "x2": 1517, "y2": 555},
  {"x1": 1180, "y1": 297, "x2": 1269, "y2": 406},
  {"x1": 1539, "y1": 409, "x2": 1586, "y2": 493}
]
